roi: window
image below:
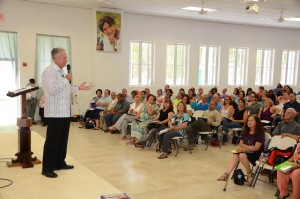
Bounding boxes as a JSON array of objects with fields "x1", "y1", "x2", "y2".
[
  {"x1": 166, "y1": 43, "x2": 189, "y2": 86},
  {"x1": 0, "y1": 31, "x2": 19, "y2": 125},
  {"x1": 228, "y1": 47, "x2": 248, "y2": 86},
  {"x1": 280, "y1": 50, "x2": 299, "y2": 86},
  {"x1": 198, "y1": 45, "x2": 220, "y2": 86},
  {"x1": 35, "y1": 34, "x2": 71, "y2": 86},
  {"x1": 129, "y1": 41, "x2": 154, "y2": 86},
  {"x1": 255, "y1": 49, "x2": 275, "y2": 86}
]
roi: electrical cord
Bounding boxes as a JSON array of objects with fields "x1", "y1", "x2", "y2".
[
  {"x1": 0, "y1": 158, "x2": 13, "y2": 188},
  {"x1": 0, "y1": 178, "x2": 13, "y2": 188}
]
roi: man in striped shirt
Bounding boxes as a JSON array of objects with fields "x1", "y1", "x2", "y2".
[{"x1": 41, "y1": 48, "x2": 91, "y2": 178}]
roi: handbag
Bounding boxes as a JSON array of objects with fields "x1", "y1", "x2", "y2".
[
  {"x1": 233, "y1": 169, "x2": 246, "y2": 185},
  {"x1": 266, "y1": 146, "x2": 294, "y2": 166},
  {"x1": 147, "y1": 123, "x2": 161, "y2": 130}
]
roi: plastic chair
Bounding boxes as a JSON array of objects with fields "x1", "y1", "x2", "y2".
[
  {"x1": 192, "y1": 110, "x2": 204, "y2": 120},
  {"x1": 251, "y1": 135, "x2": 297, "y2": 187}
]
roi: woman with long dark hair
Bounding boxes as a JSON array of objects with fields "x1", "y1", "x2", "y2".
[{"x1": 217, "y1": 115, "x2": 265, "y2": 186}]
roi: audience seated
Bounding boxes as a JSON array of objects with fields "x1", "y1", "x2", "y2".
[
  {"x1": 235, "y1": 90, "x2": 246, "y2": 104},
  {"x1": 212, "y1": 93, "x2": 222, "y2": 112},
  {"x1": 207, "y1": 91, "x2": 213, "y2": 104},
  {"x1": 181, "y1": 94, "x2": 193, "y2": 117},
  {"x1": 258, "y1": 98, "x2": 280, "y2": 126},
  {"x1": 173, "y1": 93, "x2": 183, "y2": 110},
  {"x1": 165, "y1": 88, "x2": 174, "y2": 101},
  {"x1": 156, "y1": 89, "x2": 164, "y2": 108},
  {"x1": 135, "y1": 100, "x2": 174, "y2": 148},
  {"x1": 217, "y1": 115, "x2": 265, "y2": 186},
  {"x1": 130, "y1": 94, "x2": 160, "y2": 144},
  {"x1": 157, "y1": 102, "x2": 190, "y2": 159},
  {"x1": 186, "y1": 100, "x2": 222, "y2": 150},
  {"x1": 93, "y1": 89, "x2": 111, "y2": 130},
  {"x1": 281, "y1": 92, "x2": 300, "y2": 121},
  {"x1": 187, "y1": 88, "x2": 196, "y2": 103},
  {"x1": 222, "y1": 99, "x2": 248, "y2": 143},
  {"x1": 256, "y1": 86, "x2": 265, "y2": 102},
  {"x1": 108, "y1": 95, "x2": 142, "y2": 138},
  {"x1": 220, "y1": 88, "x2": 227, "y2": 100},
  {"x1": 196, "y1": 87, "x2": 204, "y2": 101},
  {"x1": 276, "y1": 133, "x2": 300, "y2": 199},
  {"x1": 99, "y1": 92, "x2": 117, "y2": 131},
  {"x1": 191, "y1": 94, "x2": 209, "y2": 111},
  {"x1": 272, "y1": 108, "x2": 300, "y2": 136},
  {"x1": 162, "y1": 84, "x2": 169, "y2": 96},
  {"x1": 82, "y1": 89, "x2": 102, "y2": 123},
  {"x1": 103, "y1": 93, "x2": 130, "y2": 131},
  {"x1": 220, "y1": 95, "x2": 234, "y2": 119},
  {"x1": 278, "y1": 90, "x2": 290, "y2": 105},
  {"x1": 122, "y1": 88, "x2": 133, "y2": 103},
  {"x1": 245, "y1": 92, "x2": 260, "y2": 115}
]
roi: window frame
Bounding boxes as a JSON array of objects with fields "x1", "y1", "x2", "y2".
[
  {"x1": 228, "y1": 47, "x2": 249, "y2": 86},
  {"x1": 129, "y1": 40, "x2": 155, "y2": 86},
  {"x1": 255, "y1": 48, "x2": 275, "y2": 86},
  {"x1": 198, "y1": 45, "x2": 220, "y2": 86},
  {"x1": 165, "y1": 43, "x2": 189, "y2": 86},
  {"x1": 280, "y1": 49, "x2": 299, "y2": 86}
]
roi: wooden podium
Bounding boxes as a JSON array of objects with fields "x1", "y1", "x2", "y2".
[{"x1": 6, "y1": 86, "x2": 41, "y2": 168}]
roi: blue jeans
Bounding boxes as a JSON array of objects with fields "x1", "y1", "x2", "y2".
[
  {"x1": 222, "y1": 118, "x2": 242, "y2": 142},
  {"x1": 104, "y1": 113, "x2": 123, "y2": 128},
  {"x1": 157, "y1": 131, "x2": 181, "y2": 153}
]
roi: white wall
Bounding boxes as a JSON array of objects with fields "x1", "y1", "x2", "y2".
[{"x1": 1, "y1": 0, "x2": 300, "y2": 115}]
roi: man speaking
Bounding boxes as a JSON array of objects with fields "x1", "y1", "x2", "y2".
[{"x1": 41, "y1": 48, "x2": 91, "y2": 178}]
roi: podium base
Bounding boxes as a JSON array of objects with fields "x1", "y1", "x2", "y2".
[{"x1": 7, "y1": 153, "x2": 41, "y2": 168}]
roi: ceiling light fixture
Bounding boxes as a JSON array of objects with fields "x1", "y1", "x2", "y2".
[
  {"x1": 182, "y1": 6, "x2": 215, "y2": 13},
  {"x1": 284, "y1": 17, "x2": 300, "y2": 22}
]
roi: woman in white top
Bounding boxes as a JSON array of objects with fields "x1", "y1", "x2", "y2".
[
  {"x1": 220, "y1": 96, "x2": 234, "y2": 118},
  {"x1": 108, "y1": 95, "x2": 142, "y2": 139}
]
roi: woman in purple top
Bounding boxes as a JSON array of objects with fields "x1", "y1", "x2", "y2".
[
  {"x1": 217, "y1": 115, "x2": 265, "y2": 186},
  {"x1": 259, "y1": 98, "x2": 280, "y2": 125}
]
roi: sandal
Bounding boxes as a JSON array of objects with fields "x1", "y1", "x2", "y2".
[
  {"x1": 217, "y1": 173, "x2": 229, "y2": 182},
  {"x1": 246, "y1": 171, "x2": 254, "y2": 186},
  {"x1": 93, "y1": 127, "x2": 100, "y2": 130},
  {"x1": 276, "y1": 194, "x2": 290, "y2": 199},
  {"x1": 135, "y1": 141, "x2": 146, "y2": 149},
  {"x1": 157, "y1": 153, "x2": 168, "y2": 159}
]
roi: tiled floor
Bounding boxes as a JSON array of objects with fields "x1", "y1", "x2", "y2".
[{"x1": 0, "y1": 123, "x2": 279, "y2": 199}]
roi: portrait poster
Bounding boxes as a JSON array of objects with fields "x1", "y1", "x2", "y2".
[{"x1": 96, "y1": 11, "x2": 121, "y2": 52}]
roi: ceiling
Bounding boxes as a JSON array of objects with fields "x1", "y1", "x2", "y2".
[{"x1": 22, "y1": 0, "x2": 300, "y2": 29}]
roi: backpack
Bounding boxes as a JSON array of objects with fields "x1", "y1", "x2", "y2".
[
  {"x1": 85, "y1": 119, "x2": 95, "y2": 129},
  {"x1": 266, "y1": 146, "x2": 294, "y2": 166},
  {"x1": 233, "y1": 169, "x2": 246, "y2": 185}
]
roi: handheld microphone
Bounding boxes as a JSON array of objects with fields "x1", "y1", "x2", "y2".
[
  {"x1": 66, "y1": 64, "x2": 71, "y2": 84},
  {"x1": 67, "y1": 64, "x2": 71, "y2": 73}
]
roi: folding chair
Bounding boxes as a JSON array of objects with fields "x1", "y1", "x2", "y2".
[
  {"x1": 192, "y1": 110, "x2": 204, "y2": 120},
  {"x1": 229, "y1": 128, "x2": 243, "y2": 146},
  {"x1": 251, "y1": 135, "x2": 297, "y2": 187},
  {"x1": 171, "y1": 134, "x2": 192, "y2": 157}
]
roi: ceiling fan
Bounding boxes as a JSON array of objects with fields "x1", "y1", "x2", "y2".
[
  {"x1": 278, "y1": 10, "x2": 284, "y2": 23},
  {"x1": 199, "y1": 1, "x2": 207, "y2": 15}
]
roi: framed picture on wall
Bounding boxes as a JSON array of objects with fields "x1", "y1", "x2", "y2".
[{"x1": 96, "y1": 10, "x2": 121, "y2": 52}]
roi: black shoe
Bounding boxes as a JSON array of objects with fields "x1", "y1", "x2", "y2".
[
  {"x1": 42, "y1": 171, "x2": 58, "y2": 178},
  {"x1": 55, "y1": 165, "x2": 74, "y2": 170},
  {"x1": 32, "y1": 122, "x2": 37, "y2": 125}
]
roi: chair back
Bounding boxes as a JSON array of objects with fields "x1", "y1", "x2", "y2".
[
  {"x1": 264, "y1": 132, "x2": 272, "y2": 151},
  {"x1": 192, "y1": 110, "x2": 204, "y2": 120},
  {"x1": 267, "y1": 135, "x2": 297, "y2": 150}
]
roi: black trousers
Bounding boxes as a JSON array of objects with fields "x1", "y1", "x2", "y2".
[{"x1": 42, "y1": 117, "x2": 71, "y2": 172}]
